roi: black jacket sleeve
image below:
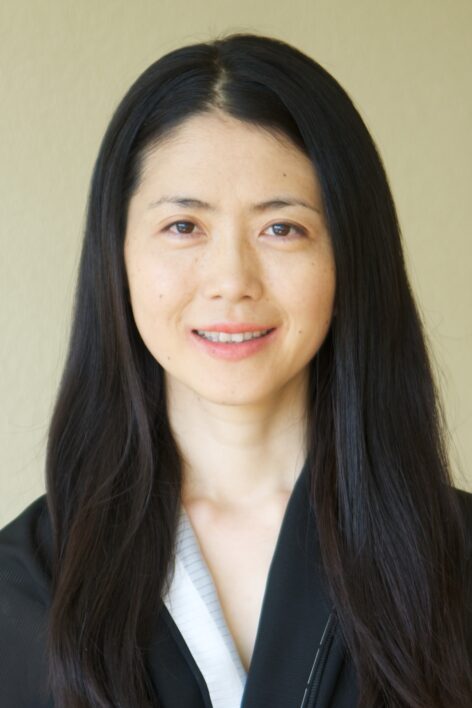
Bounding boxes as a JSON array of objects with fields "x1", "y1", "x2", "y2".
[{"x1": 0, "y1": 496, "x2": 53, "y2": 708}]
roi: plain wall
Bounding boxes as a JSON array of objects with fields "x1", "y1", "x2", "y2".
[{"x1": 1, "y1": 0, "x2": 471, "y2": 526}]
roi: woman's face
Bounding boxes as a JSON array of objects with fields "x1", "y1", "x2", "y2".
[{"x1": 124, "y1": 111, "x2": 336, "y2": 406}]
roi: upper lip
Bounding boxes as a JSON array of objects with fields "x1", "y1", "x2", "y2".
[{"x1": 192, "y1": 323, "x2": 275, "y2": 333}]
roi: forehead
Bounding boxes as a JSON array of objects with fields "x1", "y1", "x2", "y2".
[
  {"x1": 149, "y1": 110, "x2": 303, "y2": 153},
  {"x1": 136, "y1": 111, "x2": 320, "y2": 197}
]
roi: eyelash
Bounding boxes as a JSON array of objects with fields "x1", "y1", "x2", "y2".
[{"x1": 162, "y1": 220, "x2": 307, "y2": 240}]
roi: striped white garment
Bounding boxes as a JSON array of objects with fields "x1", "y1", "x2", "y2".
[{"x1": 162, "y1": 504, "x2": 248, "y2": 708}]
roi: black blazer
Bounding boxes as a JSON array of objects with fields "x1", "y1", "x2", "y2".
[{"x1": 1, "y1": 465, "x2": 471, "y2": 708}]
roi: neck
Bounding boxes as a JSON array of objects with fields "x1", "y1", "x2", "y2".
[{"x1": 165, "y1": 371, "x2": 309, "y2": 509}]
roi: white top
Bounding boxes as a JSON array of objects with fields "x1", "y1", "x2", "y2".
[{"x1": 162, "y1": 504, "x2": 247, "y2": 708}]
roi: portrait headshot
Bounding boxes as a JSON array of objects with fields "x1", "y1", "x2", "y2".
[{"x1": 0, "y1": 3, "x2": 471, "y2": 708}]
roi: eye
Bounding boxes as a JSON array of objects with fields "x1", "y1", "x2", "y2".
[
  {"x1": 162, "y1": 220, "x2": 307, "y2": 240},
  {"x1": 265, "y1": 222, "x2": 306, "y2": 239},
  {"x1": 164, "y1": 220, "x2": 199, "y2": 237}
]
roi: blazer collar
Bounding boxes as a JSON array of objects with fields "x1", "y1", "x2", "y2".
[
  {"x1": 240, "y1": 456, "x2": 336, "y2": 707},
  {"x1": 150, "y1": 458, "x2": 346, "y2": 707}
]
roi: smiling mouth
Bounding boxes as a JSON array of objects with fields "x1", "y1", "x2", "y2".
[{"x1": 192, "y1": 328, "x2": 275, "y2": 343}]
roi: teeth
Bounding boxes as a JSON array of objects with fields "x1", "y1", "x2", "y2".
[{"x1": 196, "y1": 329, "x2": 271, "y2": 343}]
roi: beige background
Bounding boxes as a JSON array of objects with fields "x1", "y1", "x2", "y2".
[{"x1": 1, "y1": 0, "x2": 471, "y2": 527}]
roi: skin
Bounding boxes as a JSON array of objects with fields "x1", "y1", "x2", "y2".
[
  {"x1": 124, "y1": 109, "x2": 336, "y2": 512},
  {"x1": 124, "y1": 111, "x2": 337, "y2": 668}
]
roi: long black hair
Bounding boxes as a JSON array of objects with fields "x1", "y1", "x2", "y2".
[{"x1": 45, "y1": 32, "x2": 471, "y2": 707}]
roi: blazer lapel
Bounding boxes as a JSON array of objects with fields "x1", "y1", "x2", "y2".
[
  {"x1": 148, "y1": 605, "x2": 213, "y2": 707},
  {"x1": 148, "y1": 457, "x2": 348, "y2": 708},
  {"x1": 240, "y1": 457, "x2": 337, "y2": 707}
]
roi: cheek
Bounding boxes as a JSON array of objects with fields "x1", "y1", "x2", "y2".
[
  {"x1": 126, "y1": 252, "x2": 185, "y2": 332},
  {"x1": 126, "y1": 252, "x2": 188, "y2": 311},
  {"x1": 126, "y1": 259, "x2": 186, "y2": 367},
  {"x1": 291, "y1": 262, "x2": 336, "y2": 342}
]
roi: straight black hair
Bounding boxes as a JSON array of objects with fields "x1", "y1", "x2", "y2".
[{"x1": 45, "y1": 32, "x2": 471, "y2": 707}]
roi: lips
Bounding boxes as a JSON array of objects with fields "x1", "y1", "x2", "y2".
[
  {"x1": 188, "y1": 326, "x2": 278, "y2": 361},
  {"x1": 191, "y1": 323, "x2": 275, "y2": 333},
  {"x1": 194, "y1": 328, "x2": 274, "y2": 344}
]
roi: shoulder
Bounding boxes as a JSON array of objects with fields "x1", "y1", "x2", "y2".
[
  {"x1": 452, "y1": 484, "x2": 472, "y2": 510},
  {"x1": 0, "y1": 494, "x2": 53, "y2": 600},
  {"x1": 0, "y1": 495, "x2": 53, "y2": 707},
  {"x1": 451, "y1": 486, "x2": 472, "y2": 660},
  {"x1": 451, "y1": 485, "x2": 472, "y2": 555}
]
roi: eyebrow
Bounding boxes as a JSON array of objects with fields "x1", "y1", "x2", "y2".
[{"x1": 147, "y1": 195, "x2": 321, "y2": 214}]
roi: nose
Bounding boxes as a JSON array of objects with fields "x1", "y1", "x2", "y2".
[{"x1": 200, "y1": 229, "x2": 264, "y2": 303}]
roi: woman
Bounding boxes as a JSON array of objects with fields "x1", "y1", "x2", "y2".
[{"x1": 0, "y1": 32, "x2": 470, "y2": 708}]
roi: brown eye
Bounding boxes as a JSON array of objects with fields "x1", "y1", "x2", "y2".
[
  {"x1": 166, "y1": 220, "x2": 197, "y2": 234},
  {"x1": 267, "y1": 222, "x2": 306, "y2": 239}
]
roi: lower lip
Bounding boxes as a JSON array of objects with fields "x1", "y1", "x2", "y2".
[{"x1": 189, "y1": 328, "x2": 278, "y2": 361}]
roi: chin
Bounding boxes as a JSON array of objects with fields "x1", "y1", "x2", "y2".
[{"x1": 192, "y1": 382, "x2": 279, "y2": 407}]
